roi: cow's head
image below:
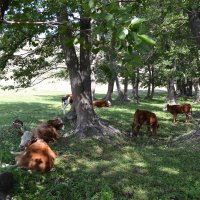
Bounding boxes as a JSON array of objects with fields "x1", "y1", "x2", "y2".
[
  {"x1": 106, "y1": 100, "x2": 112, "y2": 107},
  {"x1": 12, "y1": 119, "x2": 23, "y2": 129},
  {"x1": 48, "y1": 118, "x2": 64, "y2": 130},
  {"x1": 163, "y1": 104, "x2": 169, "y2": 112},
  {"x1": 62, "y1": 95, "x2": 73, "y2": 106}
]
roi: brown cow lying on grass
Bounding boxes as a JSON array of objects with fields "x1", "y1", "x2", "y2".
[
  {"x1": 61, "y1": 94, "x2": 73, "y2": 114},
  {"x1": 163, "y1": 104, "x2": 192, "y2": 123},
  {"x1": 93, "y1": 100, "x2": 111, "y2": 108},
  {"x1": 15, "y1": 139, "x2": 56, "y2": 172},
  {"x1": 19, "y1": 118, "x2": 64, "y2": 149},
  {"x1": 132, "y1": 109, "x2": 158, "y2": 136}
]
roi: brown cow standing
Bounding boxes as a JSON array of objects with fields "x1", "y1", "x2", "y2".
[
  {"x1": 15, "y1": 140, "x2": 56, "y2": 172},
  {"x1": 163, "y1": 104, "x2": 192, "y2": 123},
  {"x1": 93, "y1": 100, "x2": 111, "y2": 108},
  {"x1": 132, "y1": 109, "x2": 158, "y2": 136}
]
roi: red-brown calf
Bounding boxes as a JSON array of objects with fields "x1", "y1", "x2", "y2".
[
  {"x1": 15, "y1": 140, "x2": 56, "y2": 172},
  {"x1": 31, "y1": 118, "x2": 64, "y2": 143},
  {"x1": 164, "y1": 104, "x2": 192, "y2": 123},
  {"x1": 132, "y1": 109, "x2": 158, "y2": 136},
  {"x1": 93, "y1": 100, "x2": 111, "y2": 108},
  {"x1": 19, "y1": 118, "x2": 64, "y2": 149}
]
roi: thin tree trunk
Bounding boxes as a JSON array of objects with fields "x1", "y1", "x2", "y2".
[
  {"x1": 186, "y1": 78, "x2": 193, "y2": 96},
  {"x1": 115, "y1": 75, "x2": 125, "y2": 102},
  {"x1": 150, "y1": 65, "x2": 155, "y2": 98},
  {"x1": 104, "y1": 76, "x2": 114, "y2": 101},
  {"x1": 166, "y1": 79, "x2": 177, "y2": 104},
  {"x1": 123, "y1": 77, "x2": 129, "y2": 101},
  {"x1": 193, "y1": 78, "x2": 200, "y2": 103},
  {"x1": 131, "y1": 69, "x2": 140, "y2": 103},
  {"x1": 145, "y1": 65, "x2": 151, "y2": 99}
]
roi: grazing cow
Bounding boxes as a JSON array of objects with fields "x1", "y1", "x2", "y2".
[
  {"x1": 15, "y1": 139, "x2": 56, "y2": 172},
  {"x1": 19, "y1": 118, "x2": 64, "y2": 149},
  {"x1": 61, "y1": 94, "x2": 73, "y2": 114},
  {"x1": 12, "y1": 119, "x2": 24, "y2": 135},
  {"x1": 0, "y1": 172, "x2": 16, "y2": 200},
  {"x1": 93, "y1": 100, "x2": 111, "y2": 108},
  {"x1": 132, "y1": 109, "x2": 158, "y2": 136},
  {"x1": 163, "y1": 104, "x2": 192, "y2": 123}
]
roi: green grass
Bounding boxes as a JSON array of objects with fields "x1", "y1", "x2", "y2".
[{"x1": 1, "y1": 89, "x2": 200, "y2": 200}]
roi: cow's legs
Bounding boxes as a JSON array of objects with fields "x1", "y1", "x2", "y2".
[
  {"x1": 132, "y1": 124, "x2": 140, "y2": 136},
  {"x1": 185, "y1": 114, "x2": 189, "y2": 123},
  {"x1": 173, "y1": 114, "x2": 177, "y2": 123}
]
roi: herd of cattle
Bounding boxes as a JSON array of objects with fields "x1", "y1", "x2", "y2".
[{"x1": 0, "y1": 94, "x2": 193, "y2": 198}]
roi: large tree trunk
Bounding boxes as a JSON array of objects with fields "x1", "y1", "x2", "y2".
[
  {"x1": 58, "y1": 7, "x2": 121, "y2": 140},
  {"x1": 91, "y1": 65, "x2": 96, "y2": 100}
]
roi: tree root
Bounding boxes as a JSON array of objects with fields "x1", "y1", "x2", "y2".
[{"x1": 67, "y1": 117, "x2": 123, "y2": 143}]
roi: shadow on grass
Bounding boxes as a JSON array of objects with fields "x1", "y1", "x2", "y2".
[{"x1": 39, "y1": 137, "x2": 200, "y2": 200}]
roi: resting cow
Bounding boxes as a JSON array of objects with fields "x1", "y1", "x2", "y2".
[
  {"x1": 132, "y1": 109, "x2": 158, "y2": 136},
  {"x1": 12, "y1": 119, "x2": 24, "y2": 135},
  {"x1": 15, "y1": 139, "x2": 56, "y2": 172},
  {"x1": 93, "y1": 100, "x2": 111, "y2": 108},
  {"x1": 19, "y1": 118, "x2": 64, "y2": 149},
  {"x1": 163, "y1": 104, "x2": 192, "y2": 123},
  {"x1": 61, "y1": 94, "x2": 73, "y2": 114}
]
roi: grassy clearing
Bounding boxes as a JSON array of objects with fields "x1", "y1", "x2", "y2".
[{"x1": 1, "y1": 89, "x2": 200, "y2": 200}]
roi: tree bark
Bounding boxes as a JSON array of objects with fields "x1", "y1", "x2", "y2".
[
  {"x1": 115, "y1": 75, "x2": 125, "y2": 102},
  {"x1": 123, "y1": 77, "x2": 129, "y2": 101},
  {"x1": 145, "y1": 65, "x2": 151, "y2": 99},
  {"x1": 150, "y1": 65, "x2": 155, "y2": 98},
  {"x1": 104, "y1": 76, "x2": 114, "y2": 101},
  {"x1": 188, "y1": 9, "x2": 200, "y2": 46},
  {"x1": 166, "y1": 79, "x2": 177, "y2": 104},
  {"x1": 131, "y1": 69, "x2": 140, "y2": 103},
  {"x1": 193, "y1": 78, "x2": 200, "y2": 103}
]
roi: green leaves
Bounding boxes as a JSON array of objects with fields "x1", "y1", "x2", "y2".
[
  {"x1": 89, "y1": 0, "x2": 95, "y2": 8},
  {"x1": 138, "y1": 34, "x2": 156, "y2": 45},
  {"x1": 130, "y1": 17, "x2": 146, "y2": 27},
  {"x1": 118, "y1": 28, "x2": 129, "y2": 40}
]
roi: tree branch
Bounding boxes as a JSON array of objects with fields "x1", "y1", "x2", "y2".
[{"x1": 0, "y1": 19, "x2": 62, "y2": 26}]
